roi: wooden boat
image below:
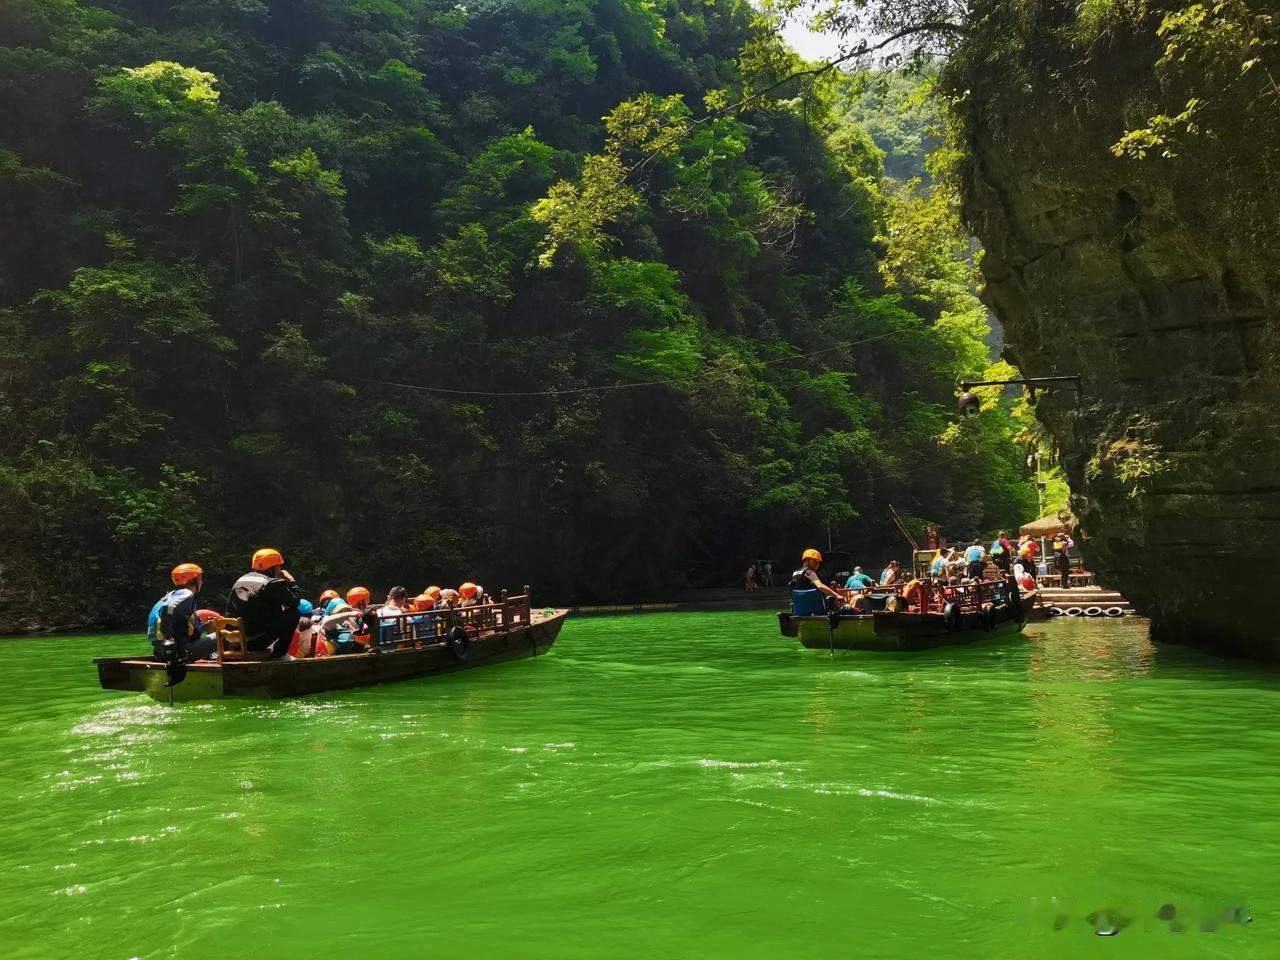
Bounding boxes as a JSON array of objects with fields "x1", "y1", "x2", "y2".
[
  {"x1": 778, "y1": 579, "x2": 1034, "y2": 652},
  {"x1": 96, "y1": 592, "x2": 567, "y2": 702}
]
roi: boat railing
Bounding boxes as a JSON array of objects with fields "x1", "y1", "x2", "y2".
[
  {"x1": 924, "y1": 578, "x2": 1014, "y2": 615},
  {"x1": 369, "y1": 591, "x2": 533, "y2": 650},
  {"x1": 836, "y1": 583, "x2": 903, "y2": 605}
]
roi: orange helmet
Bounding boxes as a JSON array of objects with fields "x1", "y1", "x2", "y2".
[
  {"x1": 319, "y1": 589, "x2": 340, "y2": 604},
  {"x1": 424, "y1": 585, "x2": 442, "y2": 600},
  {"x1": 171, "y1": 562, "x2": 203, "y2": 586},
  {"x1": 802, "y1": 548, "x2": 823, "y2": 563},
  {"x1": 346, "y1": 586, "x2": 370, "y2": 607},
  {"x1": 252, "y1": 547, "x2": 284, "y2": 572},
  {"x1": 459, "y1": 582, "x2": 479, "y2": 600},
  {"x1": 414, "y1": 593, "x2": 436, "y2": 611}
]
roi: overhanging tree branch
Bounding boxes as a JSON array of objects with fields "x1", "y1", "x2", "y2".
[{"x1": 627, "y1": 19, "x2": 969, "y2": 177}]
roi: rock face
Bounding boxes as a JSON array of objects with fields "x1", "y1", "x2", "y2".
[{"x1": 950, "y1": 2, "x2": 1280, "y2": 656}]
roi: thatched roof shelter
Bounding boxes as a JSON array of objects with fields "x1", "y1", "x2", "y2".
[{"x1": 1019, "y1": 514, "x2": 1069, "y2": 537}]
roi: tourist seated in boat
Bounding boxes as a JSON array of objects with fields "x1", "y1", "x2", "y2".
[
  {"x1": 406, "y1": 592, "x2": 437, "y2": 641},
  {"x1": 458, "y1": 582, "x2": 485, "y2": 607},
  {"x1": 788, "y1": 548, "x2": 845, "y2": 614},
  {"x1": 148, "y1": 562, "x2": 217, "y2": 663},
  {"x1": 319, "y1": 599, "x2": 363, "y2": 655},
  {"x1": 287, "y1": 599, "x2": 318, "y2": 658},
  {"x1": 372, "y1": 586, "x2": 411, "y2": 645},
  {"x1": 844, "y1": 566, "x2": 874, "y2": 590},
  {"x1": 303, "y1": 592, "x2": 330, "y2": 627},
  {"x1": 438, "y1": 587, "x2": 461, "y2": 609},
  {"x1": 346, "y1": 586, "x2": 375, "y2": 646},
  {"x1": 878, "y1": 560, "x2": 902, "y2": 586},
  {"x1": 376, "y1": 586, "x2": 410, "y2": 617},
  {"x1": 901, "y1": 577, "x2": 925, "y2": 611},
  {"x1": 226, "y1": 548, "x2": 302, "y2": 659}
]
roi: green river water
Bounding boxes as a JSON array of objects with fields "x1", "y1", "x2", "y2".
[{"x1": 2, "y1": 613, "x2": 1278, "y2": 959}]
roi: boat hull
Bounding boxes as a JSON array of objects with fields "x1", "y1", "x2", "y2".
[
  {"x1": 792, "y1": 615, "x2": 878, "y2": 650},
  {"x1": 97, "y1": 609, "x2": 568, "y2": 702},
  {"x1": 782, "y1": 595, "x2": 1031, "y2": 652}
]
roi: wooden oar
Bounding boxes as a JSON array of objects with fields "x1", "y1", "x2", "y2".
[{"x1": 888, "y1": 504, "x2": 920, "y2": 552}]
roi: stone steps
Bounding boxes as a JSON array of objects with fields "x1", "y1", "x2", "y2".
[{"x1": 1036, "y1": 583, "x2": 1134, "y2": 614}]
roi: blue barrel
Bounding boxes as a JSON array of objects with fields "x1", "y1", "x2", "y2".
[{"x1": 790, "y1": 589, "x2": 825, "y2": 616}]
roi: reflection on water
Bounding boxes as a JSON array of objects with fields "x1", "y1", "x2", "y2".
[{"x1": 2, "y1": 615, "x2": 1279, "y2": 959}]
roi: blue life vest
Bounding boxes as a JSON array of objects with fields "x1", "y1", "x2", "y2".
[
  {"x1": 151, "y1": 588, "x2": 199, "y2": 654},
  {"x1": 965, "y1": 546, "x2": 984, "y2": 562},
  {"x1": 990, "y1": 540, "x2": 1004, "y2": 556}
]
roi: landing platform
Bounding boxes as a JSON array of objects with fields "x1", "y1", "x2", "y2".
[{"x1": 1036, "y1": 584, "x2": 1136, "y2": 616}]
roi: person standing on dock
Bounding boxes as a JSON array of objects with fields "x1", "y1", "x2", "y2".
[
  {"x1": 1052, "y1": 534, "x2": 1075, "y2": 589},
  {"x1": 964, "y1": 539, "x2": 986, "y2": 579},
  {"x1": 227, "y1": 548, "x2": 302, "y2": 659},
  {"x1": 1017, "y1": 536, "x2": 1039, "y2": 575}
]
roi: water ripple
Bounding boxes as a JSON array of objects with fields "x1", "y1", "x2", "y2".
[{"x1": 2, "y1": 617, "x2": 1279, "y2": 959}]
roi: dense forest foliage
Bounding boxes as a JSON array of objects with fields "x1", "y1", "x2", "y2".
[{"x1": 0, "y1": 0, "x2": 1038, "y2": 628}]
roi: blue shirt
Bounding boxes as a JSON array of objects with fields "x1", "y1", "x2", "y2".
[{"x1": 845, "y1": 573, "x2": 874, "y2": 589}]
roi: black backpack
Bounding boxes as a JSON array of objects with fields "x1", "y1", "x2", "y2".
[
  {"x1": 157, "y1": 588, "x2": 198, "y2": 649},
  {"x1": 787, "y1": 568, "x2": 811, "y2": 590}
]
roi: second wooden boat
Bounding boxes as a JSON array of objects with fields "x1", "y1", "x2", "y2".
[{"x1": 779, "y1": 579, "x2": 1034, "y2": 652}]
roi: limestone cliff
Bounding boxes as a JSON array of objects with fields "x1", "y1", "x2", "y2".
[{"x1": 948, "y1": 2, "x2": 1280, "y2": 655}]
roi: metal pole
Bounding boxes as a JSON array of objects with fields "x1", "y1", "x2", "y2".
[{"x1": 1035, "y1": 449, "x2": 1045, "y2": 517}]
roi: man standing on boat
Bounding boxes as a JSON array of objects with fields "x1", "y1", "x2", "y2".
[
  {"x1": 990, "y1": 530, "x2": 1014, "y2": 574},
  {"x1": 1052, "y1": 533, "x2": 1075, "y2": 589},
  {"x1": 964, "y1": 539, "x2": 986, "y2": 579},
  {"x1": 789, "y1": 549, "x2": 844, "y2": 604},
  {"x1": 227, "y1": 547, "x2": 302, "y2": 659}
]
